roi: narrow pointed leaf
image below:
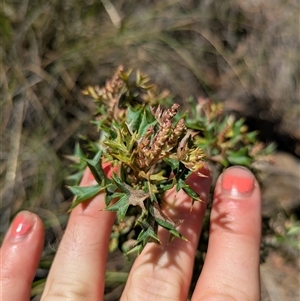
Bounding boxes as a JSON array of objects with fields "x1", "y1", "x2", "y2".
[
  {"x1": 149, "y1": 171, "x2": 167, "y2": 182},
  {"x1": 169, "y1": 229, "x2": 187, "y2": 241},
  {"x1": 136, "y1": 227, "x2": 160, "y2": 244},
  {"x1": 182, "y1": 185, "x2": 201, "y2": 201},
  {"x1": 110, "y1": 153, "x2": 132, "y2": 165},
  {"x1": 159, "y1": 178, "x2": 176, "y2": 192},
  {"x1": 68, "y1": 184, "x2": 103, "y2": 209},
  {"x1": 176, "y1": 178, "x2": 200, "y2": 201},
  {"x1": 104, "y1": 139, "x2": 128, "y2": 154},
  {"x1": 105, "y1": 194, "x2": 130, "y2": 221},
  {"x1": 111, "y1": 173, "x2": 130, "y2": 193},
  {"x1": 149, "y1": 202, "x2": 184, "y2": 240},
  {"x1": 74, "y1": 142, "x2": 85, "y2": 158},
  {"x1": 154, "y1": 217, "x2": 186, "y2": 241},
  {"x1": 164, "y1": 157, "x2": 179, "y2": 170},
  {"x1": 227, "y1": 155, "x2": 252, "y2": 166},
  {"x1": 65, "y1": 170, "x2": 85, "y2": 185},
  {"x1": 84, "y1": 150, "x2": 106, "y2": 184}
]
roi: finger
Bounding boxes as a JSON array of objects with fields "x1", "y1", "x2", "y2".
[
  {"x1": 41, "y1": 168, "x2": 115, "y2": 301},
  {"x1": 192, "y1": 166, "x2": 261, "y2": 301},
  {"x1": 121, "y1": 165, "x2": 212, "y2": 301},
  {"x1": 0, "y1": 211, "x2": 44, "y2": 301}
]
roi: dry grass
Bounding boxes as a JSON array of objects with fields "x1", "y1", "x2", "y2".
[{"x1": 0, "y1": 0, "x2": 299, "y2": 300}]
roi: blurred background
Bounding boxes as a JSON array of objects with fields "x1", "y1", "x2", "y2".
[{"x1": 1, "y1": 0, "x2": 299, "y2": 300}]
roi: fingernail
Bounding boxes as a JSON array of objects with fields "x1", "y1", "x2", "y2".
[
  {"x1": 11, "y1": 211, "x2": 35, "y2": 239},
  {"x1": 81, "y1": 168, "x2": 97, "y2": 186},
  {"x1": 88, "y1": 171, "x2": 96, "y2": 182},
  {"x1": 222, "y1": 166, "x2": 255, "y2": 197}
]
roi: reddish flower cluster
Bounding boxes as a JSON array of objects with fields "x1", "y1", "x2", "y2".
[{"x1": 135, "y1": 104, "x2": 186, "y2": 169}]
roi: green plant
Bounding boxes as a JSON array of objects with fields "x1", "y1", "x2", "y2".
[
  {"x1": 269, "y1": 213, "x2": 300, "y2": 258},
  {"x1": 67, "y1": 66, "x2": 274, "y2": 254}
]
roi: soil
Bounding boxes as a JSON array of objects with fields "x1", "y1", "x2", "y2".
[{"x1": 261, "y1": 251, "x2": 300, "y2": 301}]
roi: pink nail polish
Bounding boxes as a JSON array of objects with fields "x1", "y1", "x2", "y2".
[
  {"x1": 11, "y1": 212, "x2": 35, "y2": 238},
  {"x1": 222, "y1": 167, "x2": 254, "y2": 196}
]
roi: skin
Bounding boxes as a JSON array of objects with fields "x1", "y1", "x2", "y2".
[{"x1": 0, "y1": 166, "x2": 261, "y2": 301}]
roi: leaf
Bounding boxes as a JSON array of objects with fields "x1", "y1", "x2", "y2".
[
  {"x1": 127, "y1": 105, "x2": 157, "y2": 138},
  {"x1": 64, "y1": 143, "x2": 87, "y2": 185},
  {"x1": 68, "y1": 184, "x2": 103, "y2": 210},
  {"x1": 159, "y1": 177, "x2": 176, "y2": 192},
  {"x1": 105, "y1": 194, "x2": 130, "y2": 221},
  {"x1": 149, "y1": 171, "x2": 167, "y2": 182},
  {"x1": 163, "y1": 157, "x2": 179, "y2": 170},
  {"x1": 169, "y1": 229, "x2": 187, "y2": 241},
  {"x1": 261, "y1": 142, "x2": 277, "y2": 155},
  {"x1": 105, "y1": 194, "x2": 114, "y2": 206},
  {"x1": 107, "y1": 175, "x2": 149, "y2": 218},
  {"x1": 110, "y1": 191, "x2": 126, "y2": 199},
  {"x1": 74, "y1": 142, "x2": 85, "y2": 158},
  {"x1": 123, "y1": 123, "x2": 139, "y2": 152},
  {"x1": 104, "y1": 138, "x2": 128, "y2": 155},
  {"x1": 234, "y1": 118, "x2": 246, "y2": 133},
  {"x1": 103, "y1": 124, "x2": 138, "y2": 166},
  {"x1": 227, "y1": 155, "x2": 252, "y2": 166},
  {"x1": 176, "y1": 178, "x2": 200, "y2": 201},
  {"x1": 185, "y1": 120, "x2": 204, "y2": 131},
  {"x1": 138, "y1": 112, "x2": 157, "y2": 138},
  {"x1": 110, "y1": 153, "x2": 133, "y2": 165},
  {"x1": 128, "y1": 222, "x2": 161, "y2": 254},
  {"x1": 183, "y1": 186, "x2": 201, "y2": 202},
  {"x1": 174, "y1": 162, "x2": 191, "y2": 182},
  {"x1": 111, "y1": 173, "x2": 130, "y2": 193},
  {"x1": 83, "y1": 150, "x2": 107, "y2": 184},
  {"x1": 64, "y1": 142, "x2": 86, "y2": 165},
  {"x1": 217, "y1": 115, "x2": 231, "y2": 133},
  {"x1": 127, "y1": 189, "x2": 149, "y2": 212},
  {"x1": 149, "y1": 203, "x2": 186, "y2": 241},
  {"x1": 227, "y1": 148, "x2": 253, "y2": 165},
  {"x1": 65, "y1": 170, "x2": 85, "y2": 186},
  {"x1": 246, "y1": 131, "x2": 258, "y2": 143},
  {"x1": 155, "y1": 218, "x2": 186, "y2": 241},
  {"x1": 136, "y1": 227, "x2": 161, "y2": 245},
  {"x1": 127, "y1": 106, "x2": 143, "y2": 133}
]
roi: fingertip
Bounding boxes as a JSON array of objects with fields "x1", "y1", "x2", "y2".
[
  {"x1": 220, "y1": 166, "x2": 257, "y2": 198},
  {"x1": 192, "y1": 166, "x2": 261, "y2": 300},
  {"x1": 212, "y1": 165, "x2": 261, "y2": 235},
  {"x1": 186, "y1": 164, "x2": 212, "y2": 200},
  {"x1": 1, "y1": 211, "x2": 45, "y2": 301},
  {"x1": 3, "y1": 210, "x2": 44, "y2": 244}
]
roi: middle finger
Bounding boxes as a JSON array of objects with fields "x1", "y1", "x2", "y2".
[{"x1": 121, "y1": 167, "x2": 212, "y2": 301}]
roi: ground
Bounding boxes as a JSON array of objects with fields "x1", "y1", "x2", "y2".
[{"x1": 1, "y1": 1, "x2": 299, "y2": 300}]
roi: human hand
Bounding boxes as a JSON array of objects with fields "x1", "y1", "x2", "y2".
[{"x1": 0, "y1": 166, "x2": 261, "y2": 300}]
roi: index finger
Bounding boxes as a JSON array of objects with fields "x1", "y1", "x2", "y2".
[{"x1": 41, "y1": 168, "x2": 115, "y2": 301}]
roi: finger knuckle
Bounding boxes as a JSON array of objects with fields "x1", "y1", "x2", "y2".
[
  {"x1": 122, "y1": 271, "x2": 182, "y2": 301},
  {"x1": 41, "y1": 278, "x2": 96, "y2": 301}
]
